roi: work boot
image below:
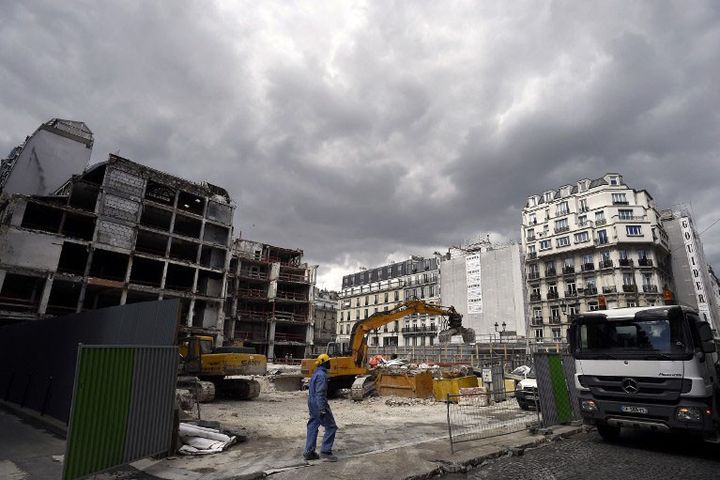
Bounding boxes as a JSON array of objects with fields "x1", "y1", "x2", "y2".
[
  {"x1": 303, "y1": 451, "x2": 320, "y2": 461},
  {"x1": 320, "y1": 451, "x2": 338, "y2": 462}
]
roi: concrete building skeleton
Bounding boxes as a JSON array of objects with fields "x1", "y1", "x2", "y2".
[
  {"x1": 521, "y1": 173, "x2": 673, "y2": 347},
  {"x1": 0, "y1": 118, "x2": 317, "y2": 359},
  {"x1": 226, "y1": 239, "x2": 316, "y2": 360}
]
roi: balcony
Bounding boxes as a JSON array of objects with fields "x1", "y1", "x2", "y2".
[
  {"x1": 581, "y1": 263, "x2": 595, "y2": 272},
  {"x1": 638, "y1": 258, "x2": 654, "y2": 267},
  {"x1": 595, "y1": 219, "x2": 607, "y2": 226},
  {"x1": 547, "y1": 291, "x2": 559, "y2": 300},
  {"x1": 618, "y1": 215, "x2": 645, "y2": 222},
  {"x1": 623, "y1": 284, "x2": 637, "y2": 293},
  {"x1": 555, "y1": 226, "x2": 570, "y2": 234},
  {"x1": 527, "y1": 252, "x2": 537, "y2": 260},
  {"x1": 530, "y1": 318, "x2": 544, "y2": 327},
  {"x1": 549, "y1": 316, "x2": 562, "y2": 325},
  {"x1": 526, "y1": 234, "x2": 536, "y2": 241},
  {"x1": 401, "y1": 325, "x2": 438, "y2": 335},
  {"x1": 585, "y1": 286, "x2": 598, "y2": 295},
  {"x1": 562, "y1": 266, "x2": 575, "y2": 275},
  {"x1": 530, "y1": 293, "x2": 542, "y2": 302},
  {"x1": 600, "y1": 260, "x2": 613, "y2": 269},
  {"x1": 545, "y1": 269, "x2": 557, "y2": 278},
  {"x1": 528, "y1": 272, "x2": 540, "y2": 280},
  {"x1": 602, "y1": 286, "x2": 617, "y2": 294},
  {"x1": 619, "y1": 259, "x2": 634, "y2": 268},
  {"x1": 642, "y1": 284, "x2": 658, "y2": 293},
  {"x1": 565, "y1": 290, "x2": 578, "y2": 298}
]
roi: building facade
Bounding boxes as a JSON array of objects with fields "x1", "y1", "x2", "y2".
[
  {"x1": 311, "y1": 288, "x2": 338, "y2": 354},
  {"x1": 439, "y1": 240, "x2": 527, "y2": 341},
  {"x1": 337, "y1": 256, "x2": 441, "y2": 347},
  {"x1": 226, "y1": 240, "x2": 316, "y2": 360},
  {"x1": 661, "y1": 206, "x2": 720, "y2": 331},
  {"x1": 0, "y1": 154, "x2": 235, "y2": 339},
  {"x1": 1, "y1": 118, "x2": 93, "y2": 196},
  {"x1": 521, "y1": 174, "x2": 672, "y2": 346}
]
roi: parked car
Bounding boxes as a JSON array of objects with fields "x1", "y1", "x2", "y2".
[{"x1": 515, "y1": 366, "x2": 539, "y2": 410}]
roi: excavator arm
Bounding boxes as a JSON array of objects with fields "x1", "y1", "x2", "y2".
[{"x1": 348, "y1": 299, "x2": 475, "y2": 367}]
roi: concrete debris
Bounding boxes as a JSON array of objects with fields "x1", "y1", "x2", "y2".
[{"x1": 178, "y1": 423, "x2": 236, "y2": 456}]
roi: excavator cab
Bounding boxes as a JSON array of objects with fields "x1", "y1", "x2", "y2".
[{"x1": 326, "y1": 341, "x2": 350, "y2": 357}]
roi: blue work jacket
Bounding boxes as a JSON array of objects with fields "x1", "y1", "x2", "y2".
[{"x1": 307, "y1": 365, "x2": 330, "y2": 415}]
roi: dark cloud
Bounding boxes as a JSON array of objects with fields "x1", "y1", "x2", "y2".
[{"x1": 1, "y1": 1, "x2": 718, "y2": 289}]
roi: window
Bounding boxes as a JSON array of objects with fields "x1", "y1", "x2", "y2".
[
  {"x1": 597, "y1": 229, "x2": 608, "y2": 244},
  {"x1": 529, "y1": 197, "x2": 537, "y2": 207},
  {"x1": 528, "y1": 245, "x2": 536, "y2": 255},
  {"x1": 623, "y1": 273, "x2": 634, "y2": 286},
  {"x1": 578, "y1": 215, "x2": 587, "y2": 226},
  {"x1": 544, "y1": 192, "x2": 554, "y2": 202},
  {"x1": 574, "y1": 232, "x2": 589, "y2": 243},
  {"x1": 556, "y1": 201, "x2": 569, "y2": 215},
  {"x1": 555, "y1": 218, "x2": 569, "y2": 232},
  {"x1": 526, "y1": 228, "x2": 535, "y2": 240},
  {"x1": 394, "y1": 291, "x2": 399, "y2": 301},
  {"x1": 384, "y1": 292, "x2": 389, "y2": 302},
  {"x1": 618, "y1": 209, "x2": 633, "y2": 220},
  {"x1": 540, "y1": 240, "x2": 551, "y2": 250},
  {"x1": 579, "y1": 199, "x2": 589, "y2": 212},
  {"x1": 553, "y1": 328, "x2": 562, "y2": 341},
  {"x1": 569, "y1": 305, "x2": 578, "y2": 316},
  {"x1": 601, "y1": 251, "x2": 611, "y2": 262},
  {"x1": 626, "y1": 225, "x2": 642, "y2": 236},
  {"x1": 551, "y1": 307, "x2": 560, "y2": 320},
  {"x1": 529, "y1": 213, "x2": 537, "y2": 224},
  {"x1": 638, "y1": 249, "x2": 649, "y2": 260},
  {"x1": 619, "y1": 250, "x2": 628, "y2": 260},
  {"x1": 563, "y1": 257, "x2": 574, "y2": 269},
  {"x1": 533, "y1": 308, "x2": 542, "y2": 321},
  {"x1": 612, "y1": 193, "x2": 628, "y2": 205},
  {"x1": 567, "y1": 282, "x2": 577, "y2": 295},
  {"x1": 557, "y1": 236, "x2": 570, "y2": 247},
  {"x1": 608, "y1": 176, "x2": 619, "y2": 185},
  {"x1": 548, "y1": 284, "x2": 558, "y2": 294},
  {"x1": 535, "y1": 329, "x2": 544, "y2": 341},
  {"x1": 595, "y1": 211, "x2": 605, "y2": 223},
  {"x1": 545, "y1": 261, "x2": 555, "y2": 274},
  {"x1": 582, "y1": 254, "x2": 593, "y2": 265},
  {"x1": 364, "y1": 308, "x2": 368, "y2": 319},
  {"x1": 588, "y1": 302, "x2": 600, "y2": 311}
]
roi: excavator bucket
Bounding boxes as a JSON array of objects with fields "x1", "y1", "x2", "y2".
[{"x1": 438, "y1": 310, "x2": 475, "y2": 344}]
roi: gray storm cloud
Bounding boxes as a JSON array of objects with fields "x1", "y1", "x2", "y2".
[{"x1": 1, "y1": 0, "x2": 718, "y2": 289}]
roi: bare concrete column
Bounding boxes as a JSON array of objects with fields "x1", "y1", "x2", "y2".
[
  {"x1": 38, "y1": 273, "x2": 54, "y2": 315},
  {"x1": 187, "y1": 298, "x2": 195, "y2": 327},
  {"x1": 0, "y1": 270, "x2": 6, "y2": 294},
  {"x1": 120, "y1": 256, "x2": 133, "y2": 305},
  {"x1": 267, "y1": 319, "x2": 276, "y2": 361}
]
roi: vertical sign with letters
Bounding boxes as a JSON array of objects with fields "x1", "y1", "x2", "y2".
[
  {"x1": 466, "y1": 254, "x2": 483, "y2": 314},
  {"x1": 680, "y1": 217, "x2": 712, "y2": 324}
]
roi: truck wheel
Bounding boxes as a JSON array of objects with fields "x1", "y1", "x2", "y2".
[{"x1": 597, "y1": 423, "x2": 621, "y2": 441}]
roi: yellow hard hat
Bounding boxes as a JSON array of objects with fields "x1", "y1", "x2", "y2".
[{"x1": 315, "y1": 353, "x2": 330, "y2": 366}]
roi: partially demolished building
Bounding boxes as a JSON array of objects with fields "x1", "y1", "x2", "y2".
[
  {"x1": 0, "y1": 119, "x2": 316, "y2": 357},
  {"x1": 226, "y1": 239, "x2": 316, "y2": 360}
]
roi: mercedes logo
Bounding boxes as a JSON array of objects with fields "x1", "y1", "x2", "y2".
[{"x1": 622, "y1": 378, "x2": 639, "y2": 394}]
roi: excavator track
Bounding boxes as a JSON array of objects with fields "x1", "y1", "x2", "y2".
[
  {"x1": 213, "y1": 377, "x2": 261, "y2": 400},
  {"x1": 351, "y1": 375, "x2": 376, "y2": 401}
]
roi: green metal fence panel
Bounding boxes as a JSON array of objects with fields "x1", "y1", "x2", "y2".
[
  {"x1": 533, "y1": 353, "x2": 581, "y2": 428},
  {"x1": 63, "y1": 345, "x2": 178, "y2": 480},
  {"x1": 63, "y1": 346, "x2": 134, "y2": 480}
]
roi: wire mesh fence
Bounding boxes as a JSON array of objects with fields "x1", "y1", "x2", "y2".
[
  {"x1": 533, "y1": 353, "x2": 581, "y2": 427},
  {"x1": 446, "y1": 388, "x2": 541, "y2": 453}
]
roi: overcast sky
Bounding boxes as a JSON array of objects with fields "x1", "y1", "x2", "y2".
[{"x1": 1, "y1": 1, "x2": 718, "y2": 289}]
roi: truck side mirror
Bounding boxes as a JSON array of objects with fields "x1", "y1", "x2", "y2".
[{"x1": 697, "y1": 323, "x2": 716, "y2": 353}]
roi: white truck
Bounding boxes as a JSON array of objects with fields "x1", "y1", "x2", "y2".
[{"x1": 568, "y1": 305, "x2": 719, "y2": 442}]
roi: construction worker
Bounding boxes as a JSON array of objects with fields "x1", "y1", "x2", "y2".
[{"x1": 303, "y1": 353, "x2": 338, "y2": 462}]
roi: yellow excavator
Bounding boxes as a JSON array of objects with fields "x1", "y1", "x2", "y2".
[
  {"x1": 179, "y1": 335, "x2": 267, "y2": 401},
  {"x1": 301, "y1": 299, "x2": 475, "y2": 400}
]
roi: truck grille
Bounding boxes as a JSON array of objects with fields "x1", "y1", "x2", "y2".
[{"x1": 578, "y1": 375, "x2": 689, "y2": 404}]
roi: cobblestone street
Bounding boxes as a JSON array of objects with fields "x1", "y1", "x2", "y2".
[{"x1": 444, "y1": 430, "x2": 720, "y2": 480}]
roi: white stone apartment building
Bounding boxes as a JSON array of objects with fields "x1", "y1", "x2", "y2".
[
  {"x1": 337, "y1": 256, "x2": 441, "y2": 347},
  {"x1": 521, "y1": 173, "x2": 672, "y2": 345}
]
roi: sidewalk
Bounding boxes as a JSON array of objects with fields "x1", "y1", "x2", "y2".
[{"x1": 133, "y1": 424, "x2": 583, "y2": 480}]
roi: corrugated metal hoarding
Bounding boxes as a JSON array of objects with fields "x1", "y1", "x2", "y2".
[{"x1": 63, "y1": 345, "x2": 178, "y2": 480}]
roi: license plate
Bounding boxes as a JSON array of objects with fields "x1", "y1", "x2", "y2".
[{"x1": 621, "y1": 406, "x2": 648, "y2": 414}]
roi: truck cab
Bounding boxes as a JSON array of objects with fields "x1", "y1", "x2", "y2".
[{"x1": 569, "y1": 306, "x2": 719, "y2": 441}]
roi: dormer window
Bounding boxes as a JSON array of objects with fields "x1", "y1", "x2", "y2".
[
  {"x1": 608, "y1": 175, "x2": 620, "y2": 185},
  {"x1": 528, "y1": 196, "x2": 537, "y2": 207},
  {"x1": 544, "y1": 192, "x2": 554, "y2": 202}
]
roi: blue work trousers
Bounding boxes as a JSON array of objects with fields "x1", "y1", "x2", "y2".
[{"x1": 304, "y1": 409, "x2": 337, "y2": 454}]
